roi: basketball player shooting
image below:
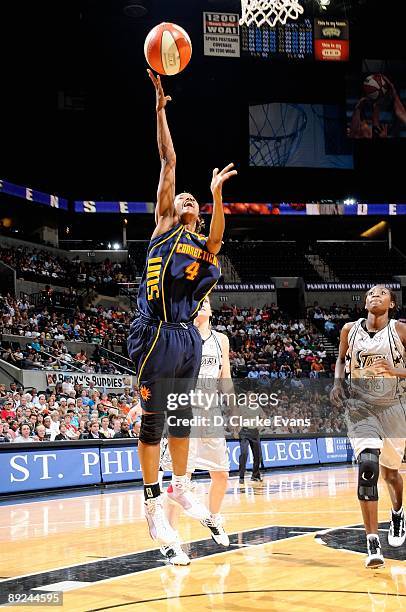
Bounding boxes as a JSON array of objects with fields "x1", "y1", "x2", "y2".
[
  {"x1": 127, "y1": 70, "x2": 237, "y2": 547},
  {"x1": 331, "y1": 285, "x2": 406, "y2": 568},
  {"x1": 159, "y1": 296, "x2": 234, "y2": 565},
  {"x1": 349, "y1": 76, "x2": 406, "y2": 138}
]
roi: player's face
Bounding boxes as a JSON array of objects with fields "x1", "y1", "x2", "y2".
[
  {"x1": 365, "y1": 286, "x2": 394, "y2": 314},
  {"x1": 174, "y1": 193, "x2": 199, "y2": 224},
  {"x1": 195, "y1": 297, "x2": 212, "y2": 324}
]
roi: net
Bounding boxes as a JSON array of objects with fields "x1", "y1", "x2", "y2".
[
  {"x1": 249, "y1": 103, "x2": 307, "y2": 167},
  {"x1": 240, "y1": 0, "x2": 304, "y2": 27}
]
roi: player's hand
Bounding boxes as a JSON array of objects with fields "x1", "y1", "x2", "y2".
[
  {"x1": 211, "y1": 163, "x2": 238, "y2": 199},
  {"x1": 330, "y1": 381, "x2": 346, "y2": 407},
  {"x1": 147, "y1": 70, "x2": 172, "y2": 112},
  {"x1": 369, "y1": 359, "x2": 396, "y2": 377}
]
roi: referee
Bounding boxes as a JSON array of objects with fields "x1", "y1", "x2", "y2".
[{"x1": 238, "y1": 392, "x2": 264, "y2": 484}]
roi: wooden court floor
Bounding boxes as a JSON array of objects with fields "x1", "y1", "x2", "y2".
[{"x1": 1, "y1": 465, "x2": 406, "y2": 611}]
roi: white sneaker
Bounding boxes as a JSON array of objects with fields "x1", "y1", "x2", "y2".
[
  {"x1": 388, "y1": 508, "x2": 406, "y2": 547},
  {"x1": 160, "y1": 543, "x2": 191, "y2": 566},
  {"x1": 144, "y1": 495, "x2": 179, "y2": 545},
  {"x1": 201, "y1": 513, "x2": 230, "y2": 547},
  {"x1": 166, "y1": 484, "x2": 211, "y2": 521},
  {"x1": 365, "y1": 535, "x2": 385, "y2": 568}
]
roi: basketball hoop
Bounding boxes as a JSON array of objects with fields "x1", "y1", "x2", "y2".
[
  {"x1": 249, "y1": 103, "x2": 307, "y2": 167},
  {"x1": 239, "y1": 0, "x2": 304, "y2": 27}
]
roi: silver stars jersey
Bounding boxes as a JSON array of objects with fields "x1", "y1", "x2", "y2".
[
  {"x1": 198, "y1": 331, "x2": 223, "y2": 380},
  {"x1": 345, "y1": 318, "x2": 405, "y2": 405}
]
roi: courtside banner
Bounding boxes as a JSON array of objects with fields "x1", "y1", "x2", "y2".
[
  {"x1": 45, "y1": 371, "x2": 134, "y2": 390},
  {"x1": 0, "y1": 438, "x2": 352, "y2": 494},
  {"x1": 100, "y1": 445, "x2": 142, "y2": 482},
  {"x1": 317, "y1": 437, "x2": 354, "y2": 463},
  {"x1": 0, "y1": 447, "x2": 101, "y2": 494},
  {"x1": 226, "y1": 439, "x2": 319, "y2": 471}
]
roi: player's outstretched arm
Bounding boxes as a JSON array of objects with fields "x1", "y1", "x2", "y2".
[
  {"x1": 206, "y1": 164, "x2": 237, "y2": 255},
  {"x1": 148, "y1": 70, "x2": 176, "y2": 233}
]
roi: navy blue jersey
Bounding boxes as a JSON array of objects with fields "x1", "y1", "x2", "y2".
[{"x1": 137, "y1": 223, "x2": 221, "y2": 323}]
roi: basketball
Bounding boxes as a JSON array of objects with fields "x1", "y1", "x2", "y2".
[
  {"x1": 363, "y1": 73, "x2": 389, "y2": 101},
  {"x1": 144, "y1": 22, "x2": 192, "y2": 76}
]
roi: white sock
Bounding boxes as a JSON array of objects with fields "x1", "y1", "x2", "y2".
[
  {"x1": 367, "y1": 533, "x2": 379, "y2": 540},
  {"x1": 172, "y1": 474, "x2": 188, "y2": 491},
  {"x1": 392, "y1": 507, "x2": 404, "y2": 515}
]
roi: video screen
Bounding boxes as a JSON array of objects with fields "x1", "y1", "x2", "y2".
[
  {"x1": 249, "y1": 103, "x2": 353, "y2": 168},
  {"x1": 347, "y1": 59, "x2": 406, "y2": 139}
]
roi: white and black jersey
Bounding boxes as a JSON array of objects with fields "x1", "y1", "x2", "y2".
[
  {"x1": 198, "y1": 331, "x2": 223, "y2": 380},
  {"x1": 345, "y1": 318, "x2": 405, "y2": 406}
]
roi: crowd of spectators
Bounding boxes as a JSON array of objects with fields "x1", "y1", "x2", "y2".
[
  {"x1": 1, "y1": 295, "x2": 340, "y2": 379},
  {"x1": 0, "y1": 382, "x2": 141, "y2": 443},
  {"x1": 0, "y1": 298, "x2": 350, "y2": 440},
  {"x1": 307, "y1": 302, "x2": 361, "y2": 340},
  {"x1": 308, "y1": 301, "x2": 406, "y2": 340},
  {"x1": 0, "y1": 295, "x2": 133, "y2": 366},
  {"x1": 0, "y1": 244, "x2": 134, "y2": 292},
  {"x1": 212, "y1": 304, "x2": 336, "y2": 381}
]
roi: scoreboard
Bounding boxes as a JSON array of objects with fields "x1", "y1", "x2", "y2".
[{"x1": 241, "y1": 18, "x2": 313, "y2": 60}]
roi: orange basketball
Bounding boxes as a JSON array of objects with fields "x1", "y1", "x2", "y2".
[{"x1": 144, "y1": 22, "x2": 192, "y2": 76}]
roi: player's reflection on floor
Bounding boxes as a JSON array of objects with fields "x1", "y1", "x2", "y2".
[
  {"x1": 1, "y1": 493, "x2": 144, "y2": 541},
  {"x1": 160, "y1": 565, "x2": 191, "y2": 604},
  {"x1": 202, "y1": 563, "x2": 231, "y2": 606},
  {"x1": 230, "y1": 472, "x2": 353, "y2": 502}
]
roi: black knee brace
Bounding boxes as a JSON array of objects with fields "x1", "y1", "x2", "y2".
[
  {"x1": 167, "y1": 407, "x2": 193, "y2": 439},
  {"x1": 139, "y1": 412, "x2": 166, "y2": 445},
  {"x1": 358, "y1": 448, "x2": 380, "y2": 501}
]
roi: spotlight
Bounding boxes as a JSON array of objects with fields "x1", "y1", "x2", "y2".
[
  {"x1": 344, "y1": 198, "x2": 356, "y2": 205},
  {"x1": 113, "y1": 243, "x2": 121, "y2": 250}
]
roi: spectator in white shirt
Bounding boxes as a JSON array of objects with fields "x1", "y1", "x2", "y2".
[
  {"x1": 47, "y1": 411, "x2": 60, "y2": 439},
  {"x1": 62, "y1": 378, "x2": 75, "y2": 395},
  {"x1": 13, "y1": 423, "x2": 35, "y2": 443},
  {"x1": 100, "y1": 416, "x2": 114, "y2": 438}
]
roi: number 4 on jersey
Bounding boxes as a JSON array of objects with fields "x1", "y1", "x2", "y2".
[{"x1": 185, "y1": 262, "x2": 200, "y2": 281}]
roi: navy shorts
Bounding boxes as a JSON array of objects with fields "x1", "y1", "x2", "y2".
[{"x1": 127, "y1": 315, "x2": 202, "y2": 412}]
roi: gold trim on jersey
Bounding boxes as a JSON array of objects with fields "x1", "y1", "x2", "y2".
[
  {"x1": 149, "y1": 225, "x2": 184, "y2": 255},
  {"x1": 146, "y1": 257, "x2": 162, "y2": 301},
  {"x1": 137, "y1": 321, "x2": 163, "y2": 386},
  {"x1": 175, "y1": 242, "x2": 219, "y2": 267},
  {"x1": 145, "y1": 224, "x2": 184, "y2": 313},
  {"x1": 187, "y1": 229, "x2": 206, "y2": 240},
  {"x1": 161, "y1": 227, "x2": 185, "y2": 321},
  {"x1": 191, "y1": 278, "x2": 220, "y2": 318}
]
